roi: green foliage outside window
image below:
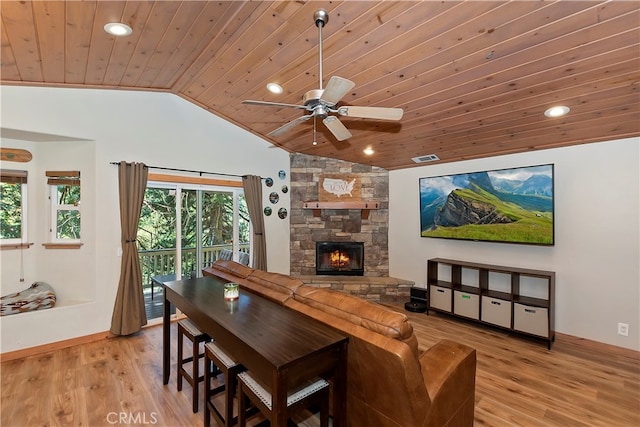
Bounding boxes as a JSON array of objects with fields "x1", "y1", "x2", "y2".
[
  {"x1": 185, "y1": 190, "x2": 250, "y2": 248},
  {"x1": 138, "y1": 188, "x2": 177, "y2": 251},
  {"x1": 56, "y1": 210, "x2": 81, "y2": 239},
  {"x1": 138, "y1": 188, "x2": 249, "y2": 251},
  {"x1": 0, "y1": 182, "x2": 22, "y2": 239},
  {"x1": 57, "y1": 185, "x2": 80, "y2": 205},
  {"x1": 138, "y1": 187, "x2": 250, "y2": 282},
  {"x1": 55, "y1": 185, "x2": 81, "y2": 239}
]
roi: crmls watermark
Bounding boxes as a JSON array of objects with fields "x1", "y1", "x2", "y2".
[{"x1": 106, "y1": 412, "x2": 158, "y2": 425}]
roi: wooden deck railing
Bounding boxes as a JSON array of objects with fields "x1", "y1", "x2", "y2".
[{"x1": 139, "y1": 243, "x2": 249, "y2": 286}]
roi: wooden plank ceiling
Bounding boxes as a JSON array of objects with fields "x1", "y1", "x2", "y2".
[{"x1": 1, "y1": 1, "x2": 639, "y2": 170}]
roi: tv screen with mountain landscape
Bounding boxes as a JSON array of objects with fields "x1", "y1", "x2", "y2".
[{"x1": 419, "y1": 164, "x2": 554, "y2": 245}]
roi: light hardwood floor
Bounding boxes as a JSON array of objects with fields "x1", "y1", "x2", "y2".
[{"x1": 1, "y1": 304, "x2": 638, "y2": 427}]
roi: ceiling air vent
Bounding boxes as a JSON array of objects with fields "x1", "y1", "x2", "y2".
[{"x1": 412, "y1": 154, "x2": 440, "y2": 163}]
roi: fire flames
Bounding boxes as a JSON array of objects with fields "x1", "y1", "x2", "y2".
[{"x1": 330, "y1": 250, "x2": 350, "y2": 269}]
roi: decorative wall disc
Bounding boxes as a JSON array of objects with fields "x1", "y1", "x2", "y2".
[
  {"x1": 265, "y1": 177, "x2": 273, "y2": 187},
  {"x1": 264, "y1": 206, "x2": 272, "y2": 216},
  {"x1": 281, "y1": 185, "x2": 288, "y2": 193},
  {"x1": 278, "y1": 207, "x2": 288, "y2": 219},
  {"x1": 278, "y1": 170, "x2": 286, "y2": 180},
  {"x1": 269, "y1": 192, "x2": 279, "y2": 204}
]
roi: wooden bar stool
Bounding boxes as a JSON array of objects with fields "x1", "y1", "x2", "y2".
[
  {"x1": 204, "y1": 341, "x2": 245, "y2": 427},
  {"x1": 177, "y1": 318, "x2": 210, "y2": 413},
  {"x1": 237, "y1": 371, "x2": 330, "y2": 427}
]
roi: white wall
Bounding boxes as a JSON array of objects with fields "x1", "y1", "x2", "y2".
[
  {"x1": 0, "y1": 86, "x2": 291, "y2": 353},
  {"x1": 389, "y1": 137, "x2": 640, "y2": 351}
]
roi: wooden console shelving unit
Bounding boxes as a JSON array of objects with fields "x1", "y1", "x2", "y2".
[{"x1": 427, "y1": 258, "x2": 555, "y2": 349}]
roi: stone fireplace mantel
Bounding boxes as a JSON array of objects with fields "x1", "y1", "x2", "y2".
[{"x1": 302, "y1": 201, "x2": 380, "y2": 219}]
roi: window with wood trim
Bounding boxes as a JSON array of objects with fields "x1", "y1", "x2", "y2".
[
  {"x1": 0, "y1": 169, "x2": 28, "y2": 245},
  {"x1": 47, "y1": 171, "x2": 81, "y2": 242}
]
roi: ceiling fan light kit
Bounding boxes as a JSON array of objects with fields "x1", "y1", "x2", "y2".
[{"x1": 242, "y1": 9, "x2": 403, "y2": 145}]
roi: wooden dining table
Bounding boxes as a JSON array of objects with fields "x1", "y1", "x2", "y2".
[{"x1": 162, "y1": 276, "x2": 348, "y2": 427}]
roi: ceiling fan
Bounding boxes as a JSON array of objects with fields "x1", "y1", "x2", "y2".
[{"x1": 242, "y1": 9, "x2": 403, "y2": 142}]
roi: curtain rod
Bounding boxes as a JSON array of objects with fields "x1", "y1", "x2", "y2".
[{"x1": 109, "y1": 162, "x2": 263, "y2": 180}]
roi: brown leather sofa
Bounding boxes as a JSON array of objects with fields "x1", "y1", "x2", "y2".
[{"x1": 203, "y1": 260, "x2": 476, "y2": 427}]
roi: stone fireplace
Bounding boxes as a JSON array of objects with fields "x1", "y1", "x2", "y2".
[
  {"x1": 289, "y1": 153, "x2": 413, "y2": 302},
  {"x1": 289, "y1": 153, "x2": 389, "y2": 277},
  {"x1": 316, "y1": 241, "x2": 364, "y2": 276}
]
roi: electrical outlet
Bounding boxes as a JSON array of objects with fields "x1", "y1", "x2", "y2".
[{"x1": 617, "y1": 322, "x2": 629, "y2": 337}]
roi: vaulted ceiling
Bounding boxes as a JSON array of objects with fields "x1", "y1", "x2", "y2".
[{"x1": 1, "y1": 1, "x2": 639, "y2": 170}]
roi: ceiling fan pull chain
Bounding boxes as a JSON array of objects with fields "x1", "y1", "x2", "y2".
[{"x1": 313, "y1": 116, "x2": 318, "y2": 146}]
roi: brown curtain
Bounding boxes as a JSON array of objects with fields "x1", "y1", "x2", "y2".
[
  {"x1": 110, "y1": 162, "x2": 148, "y2": 335},
  {"x1": 242, "y1": 175, "x2": 267, "y2": 271}
]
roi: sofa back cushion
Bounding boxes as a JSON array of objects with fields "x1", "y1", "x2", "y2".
[
  {"x1": 244, "y1": 270, "x2": 304, "y2": 304},
  {"x1": 203, "y1": 261, "x2": 303, "y2": 304},
  {"x1": 293, "y1": 285, "x2": 418, "y2": 352},
  {"x1": 202, "y1": 259, "x2": 253, "y2": 284}
]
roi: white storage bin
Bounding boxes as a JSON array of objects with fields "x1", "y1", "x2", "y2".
[
  {"x1": 513, "y1": 303, "x2": 548, "y2": 337},
  {"x1": 429, "y1": 286, "x2": 451, "y2": 312},
  {"x1": 453, "y1": 291, "x2": 479, "y2": 320},
  {"x1": 481, "y1": 296, "x2": 511, "y2": 328}
]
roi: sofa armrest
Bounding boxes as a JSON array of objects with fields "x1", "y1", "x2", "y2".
[{"x1": 420, "y1": 340, "x2": 476, "y2": 427}]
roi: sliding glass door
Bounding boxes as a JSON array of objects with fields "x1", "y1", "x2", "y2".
[{"x1": 138, "y1": 182, "x2": 250, "y2": 320}]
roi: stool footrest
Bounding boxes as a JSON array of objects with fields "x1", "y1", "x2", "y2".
[{"x1": 180, "y1": 353, "x2": 205, "y2": 365}]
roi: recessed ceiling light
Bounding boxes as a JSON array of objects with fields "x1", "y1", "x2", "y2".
[
  {"x1": 104, "y1": 23, "x2": 133, "y2": 36},
  {"x1": 363, "y1": 147, "x2": 374, "y2": 155},
  {"x1": 544, "y1": 105, "x2": 570, "y2": 118},
  {"x1": 266, "y1": 83, "x2": 283, "y2": 94}
]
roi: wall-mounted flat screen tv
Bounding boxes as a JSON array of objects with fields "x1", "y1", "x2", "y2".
[{"x1": 419, "y1": 164, "x2": 554, "y2": 245}]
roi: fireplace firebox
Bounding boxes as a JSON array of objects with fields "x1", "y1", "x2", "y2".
[{"x1": 316, "y1": 242, "x2": 364, "y2": 276}]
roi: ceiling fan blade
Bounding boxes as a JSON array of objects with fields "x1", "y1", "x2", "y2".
[
  {"x1": 320, "y1": 76, "x2": 356, "y2": 106},
  {"x1": 242, "y1": 100, "x2": 307, "y2": 110},
  {"x1": 269, "y1": 114, "x2": 313, "y2": 137},
  {"x1": 323, "y1": 116, "x2": 352, "y2": 141},
  {"x1": 337, "y1": 106, "x2": 404, "y2": 121}
]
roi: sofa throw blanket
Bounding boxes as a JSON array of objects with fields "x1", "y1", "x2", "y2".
[{"x1": 0, "y1": 282, "x2": 56, "y2": 316}]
